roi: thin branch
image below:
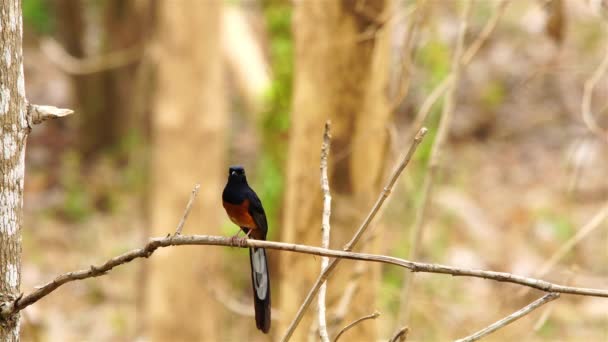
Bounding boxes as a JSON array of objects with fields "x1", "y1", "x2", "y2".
[
  {"x1": 454, "y1": 293, "x2": 560, "y2": 342},
  {"x1": 281, "y1": 127, "x2": 428, "y2": 342},
  {"x1": 318, "y1": 121, "x2": 332, "y2": 342},
  {"x1": 1, "y1": 234, "x2": 607, "y2": 319},
  {"x1": 581, "y1": 40, "x2": 608, "y2": 142},
  {"x1": 40, "y1": 37, "x2": 143, "y2": 75},
  {"x1": 517, "y1": 202, "x2": 608, "y2": 297},
  {"x1": 330, "y1": 262, "x2": 365, "y2": 329},
  {"x1": 207, "y1": 285, "x2": 282, "y2": 321},
  {"x1": 333, "y1": 311, "x2": 380, "y2": 342},
  {"x1": 410, "y1": 0, "x2": 508, "y2": 132},
  {"x1": 26, "y1": 103, "x2": 74, "y2": 126},
  {"x1": 389, "y1": 326, "x2": 410, "y2": 342},
  {"x1": 174, "y1": 184, "x2": 201, "y2": 235},
  {"x1": 399, "y1": 0, "x2": 472, "y2": 324},
  {"x1": 460, "y1": 0, "x2": 509, "y2": 65}
]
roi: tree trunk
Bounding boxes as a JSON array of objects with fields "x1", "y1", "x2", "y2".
[
  {"x1": 279, "y1": 0, "x2": 393, "y2": 340},
  {"x1": 52, "y1": 0, "x2": 150, "y2": 161},
  {"x1": 0, "y1": 0, "x2": 27, "y2": 340},
  {"x1": 145, "y1": 1, "x2": 226, "y2": 340}
]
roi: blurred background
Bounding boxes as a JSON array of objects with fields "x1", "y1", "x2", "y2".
[{"x1": 18, "y1": 0, "x2": 608, "y2": 341}]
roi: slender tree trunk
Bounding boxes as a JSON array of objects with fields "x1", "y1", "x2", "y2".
[
  {"x1": 0, "y1": 0, "x2": 27, "y2": 340},
  {"x1": 279, "y1": 1, "x2": 393, "y2": 340},
  {"x1": 145, "y1": 1, "x2": 226, "y2": 340},
  {"x1": 52, "y1": 0, "x2": 149, "y2": 161}
]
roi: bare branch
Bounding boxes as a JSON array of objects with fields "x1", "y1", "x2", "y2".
[
  {"x1": 174, "y1": 184, "x2": 201, "y2": 235},
  {"x1": 581, "y1": 41, "x2": 608, "y2": 142},
  {"x1": 330, "y1": 262, "x2": 365, "y2": 329},
  {"x1": 389, "y1": 326, "x2": 410, "y2": 342},
  {"x1": 461, "y1": 0, "x2": 509, "y2": 65},
  {"x1": 26, "y1": 103, "x2": 74, "y2": 126},
  {"x1": 281, "y1": 127, "x2": 428, "y2": 342},
  {"x1": 207, "y1": 285, "x2": 282, "y2": 321},
  {"x1": 399, "y1": 0, "x2": 472, "y2": 324},
  {"x1": 318, "y1": 121, "x2": 332, "y2": 342},
  {"x1": 410, "y1": 0, "x2": 509, "y2": 132},
  {"x1": 333, "y1": 311, "x2": 380, "y2": 342},
  {"x1": 517, "y1": 202, "x2": 608, "y2": 297},
  {"x1": 40, "y1": 37, "x2": 143, "y2": 75},
  {"x1": 455, "y1": 293, "x2": 560, "y2": 342},
  {"x1": 1, "y1": 234, "x2": 607, "y2": 320}
]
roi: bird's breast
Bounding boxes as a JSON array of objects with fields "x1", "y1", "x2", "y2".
[{"x1": 223, "y1": 199, "x2": 256, "y2": 229}]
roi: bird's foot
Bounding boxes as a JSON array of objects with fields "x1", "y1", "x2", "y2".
[{"x1": 230, "y1": 235, "x2": 247, "y2": 247}]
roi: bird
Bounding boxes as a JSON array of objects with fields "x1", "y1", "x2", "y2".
[{"x1": 222, "y1": 165, "x2": 271, "y2": 333}]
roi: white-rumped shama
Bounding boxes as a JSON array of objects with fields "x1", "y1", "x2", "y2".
[{"x1": 222, "y1": 166, "x2": 271, "y2": 333}]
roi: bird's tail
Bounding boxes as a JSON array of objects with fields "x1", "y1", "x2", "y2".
[{"x1": 249, "y1": 247, "x2": 271, "y2": 333}]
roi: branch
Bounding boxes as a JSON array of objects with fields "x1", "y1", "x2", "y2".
[
  {"x1": 454, "y1": 293, "x2": 560, "y2": 342},
  {"x1": 174, "y1": 184, "x2": 201, "y2": 235},
  {"x1": 581, "y1": 40, "x2": 608, "y2": 142},
  {"x1": 26, "y1": 103, "x2": 74, "y2": 126},
  {"x1": 1, "y1": 235, "x2": 607, "y2": 320},
  {"x1": 410, "y1": 0, "x2": 509, "y2": 132},
  {"x1": 40, "y1": 37, "x2": 143, "y2": 75},
  {"x1": 517, "y1": 203, "x2": 608, "y2": 297},
  {"x1": 399, "y1": 0, "x2": 471, "y2": 323},
  {"x1": 318, "y1": 121, "x2": 332, "y2": 342},
  {"x1": 389, "y1": 326, "x2": 410, "y2": 342},
  {"x1": 281, "y1": 127, "x2": 428, "y2": 342},
  {"x1": 330, "y1": 262, "x2": 365, "y2": 329},
  {"x1": 333, "y1": 311, "x2": 380, "y2": 342}
]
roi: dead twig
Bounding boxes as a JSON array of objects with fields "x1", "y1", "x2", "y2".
[
  {"x1": 281, "y1": 127, "x2": 428, "y2": 342},
  {"x1": 333, "y1": 311, "x2": 380, "y2": 342},
  {"x1": 581, "y1": 41, "x2": 608, "y2": 142},
  {"x1": 409, "y1": 0, "x2": 509, "y2": 132},
  {"x1": 174, "y1": 184, "x2": 201, "y2": 235},
  {"x1": 517, "y1": 202, "x2": 608, "y2": 297},
  {"x1": 40, "y1": 37, "x2": 143, "y2": 75},
  {"x1": 330, "y1": 262, "x2": 365, "y2": 329},
  {"x1": 389, "y1": 326, "x2": 410, "y2": 342},
  {"x1": 455, "y1": 293, "x2": 560, "y2": 342},
  {"x1": 26, "y1": 103, "x2": 74, "y2": 127},
  {"x1": 318, "y1": 121, "x2": 332, "y2": 342}
]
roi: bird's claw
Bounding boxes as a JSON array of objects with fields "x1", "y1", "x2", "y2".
[{"x1": 230, "y1": 236, "x2": 247, "y2": 247}]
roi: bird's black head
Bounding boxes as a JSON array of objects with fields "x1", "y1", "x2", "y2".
[{"x1": 228, "y1": 165, "x2": 247, "y2": 184}]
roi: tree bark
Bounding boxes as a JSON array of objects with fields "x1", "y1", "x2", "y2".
[
  {"x1": 279, "y1": 0, "x2": 393, "y2": 340},
  {"x1": 145, "y1": 1, "x2": 227, "y2": 340},
  {"x1": 0, "y1": 0, "x2": 27, "y2": 340}
]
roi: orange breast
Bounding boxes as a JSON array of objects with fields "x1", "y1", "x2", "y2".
[{"x1": 223, "y1": 199, "x2": 257, "y2": 229}]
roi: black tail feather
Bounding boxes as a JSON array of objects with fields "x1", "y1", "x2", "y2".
[{"x1": 249, "y1": 247, "x2": 271, "y2": 333}]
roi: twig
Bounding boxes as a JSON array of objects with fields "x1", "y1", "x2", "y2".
[
  {"x1": 330, "y1": 262, "x2": 365, "y2": 329},
  {"x1": 388, "y1": 326, "x2": 410, "y2": 342},
  {"x1": 333, "y1": 311, "x2": 380, "y2": 342},
  {"x1": 454, "y1": 293, "x2": 560, "y2": 342},
  {"x1": 26, "y1": 103, "x2": 74, "y2": 127},
  {"x1": 174, "y1": 184, "x2": 201, "y2": 235},
  {"x1": 461, "y1": 0, "x2": 509, "y2": 65},
  {"x1": 40, "y1": 37, "x2": 143, "y2": 75},
  {"x1": 207, "y1": 285, "x2": 282, "y2": 320},
  {"x1": 398, "y1": 0, "x2": 472, "y2": 324},
  {"x1": 410, "y1": 0, "x2": 509, "y2": 132},
  {"x1": 281, "y1": 127, "x2": 428, "y2": 342},
  {"x1": 581, "y1": 41, "x2": 608, "y2": 142},
  {"x1": 318, "y1": 121, "x2": 332, "y2": 342},
  {"x1": 1, "y1": 235, "x2": 607, "y2": 319},
  {"x1": 517, "y1": 202, "x2": 608, "y2": 297}
]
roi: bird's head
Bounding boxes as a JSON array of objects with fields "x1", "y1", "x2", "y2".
[{"x1": 228, "y1": 165, "x2": 247, "y2": 184}]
